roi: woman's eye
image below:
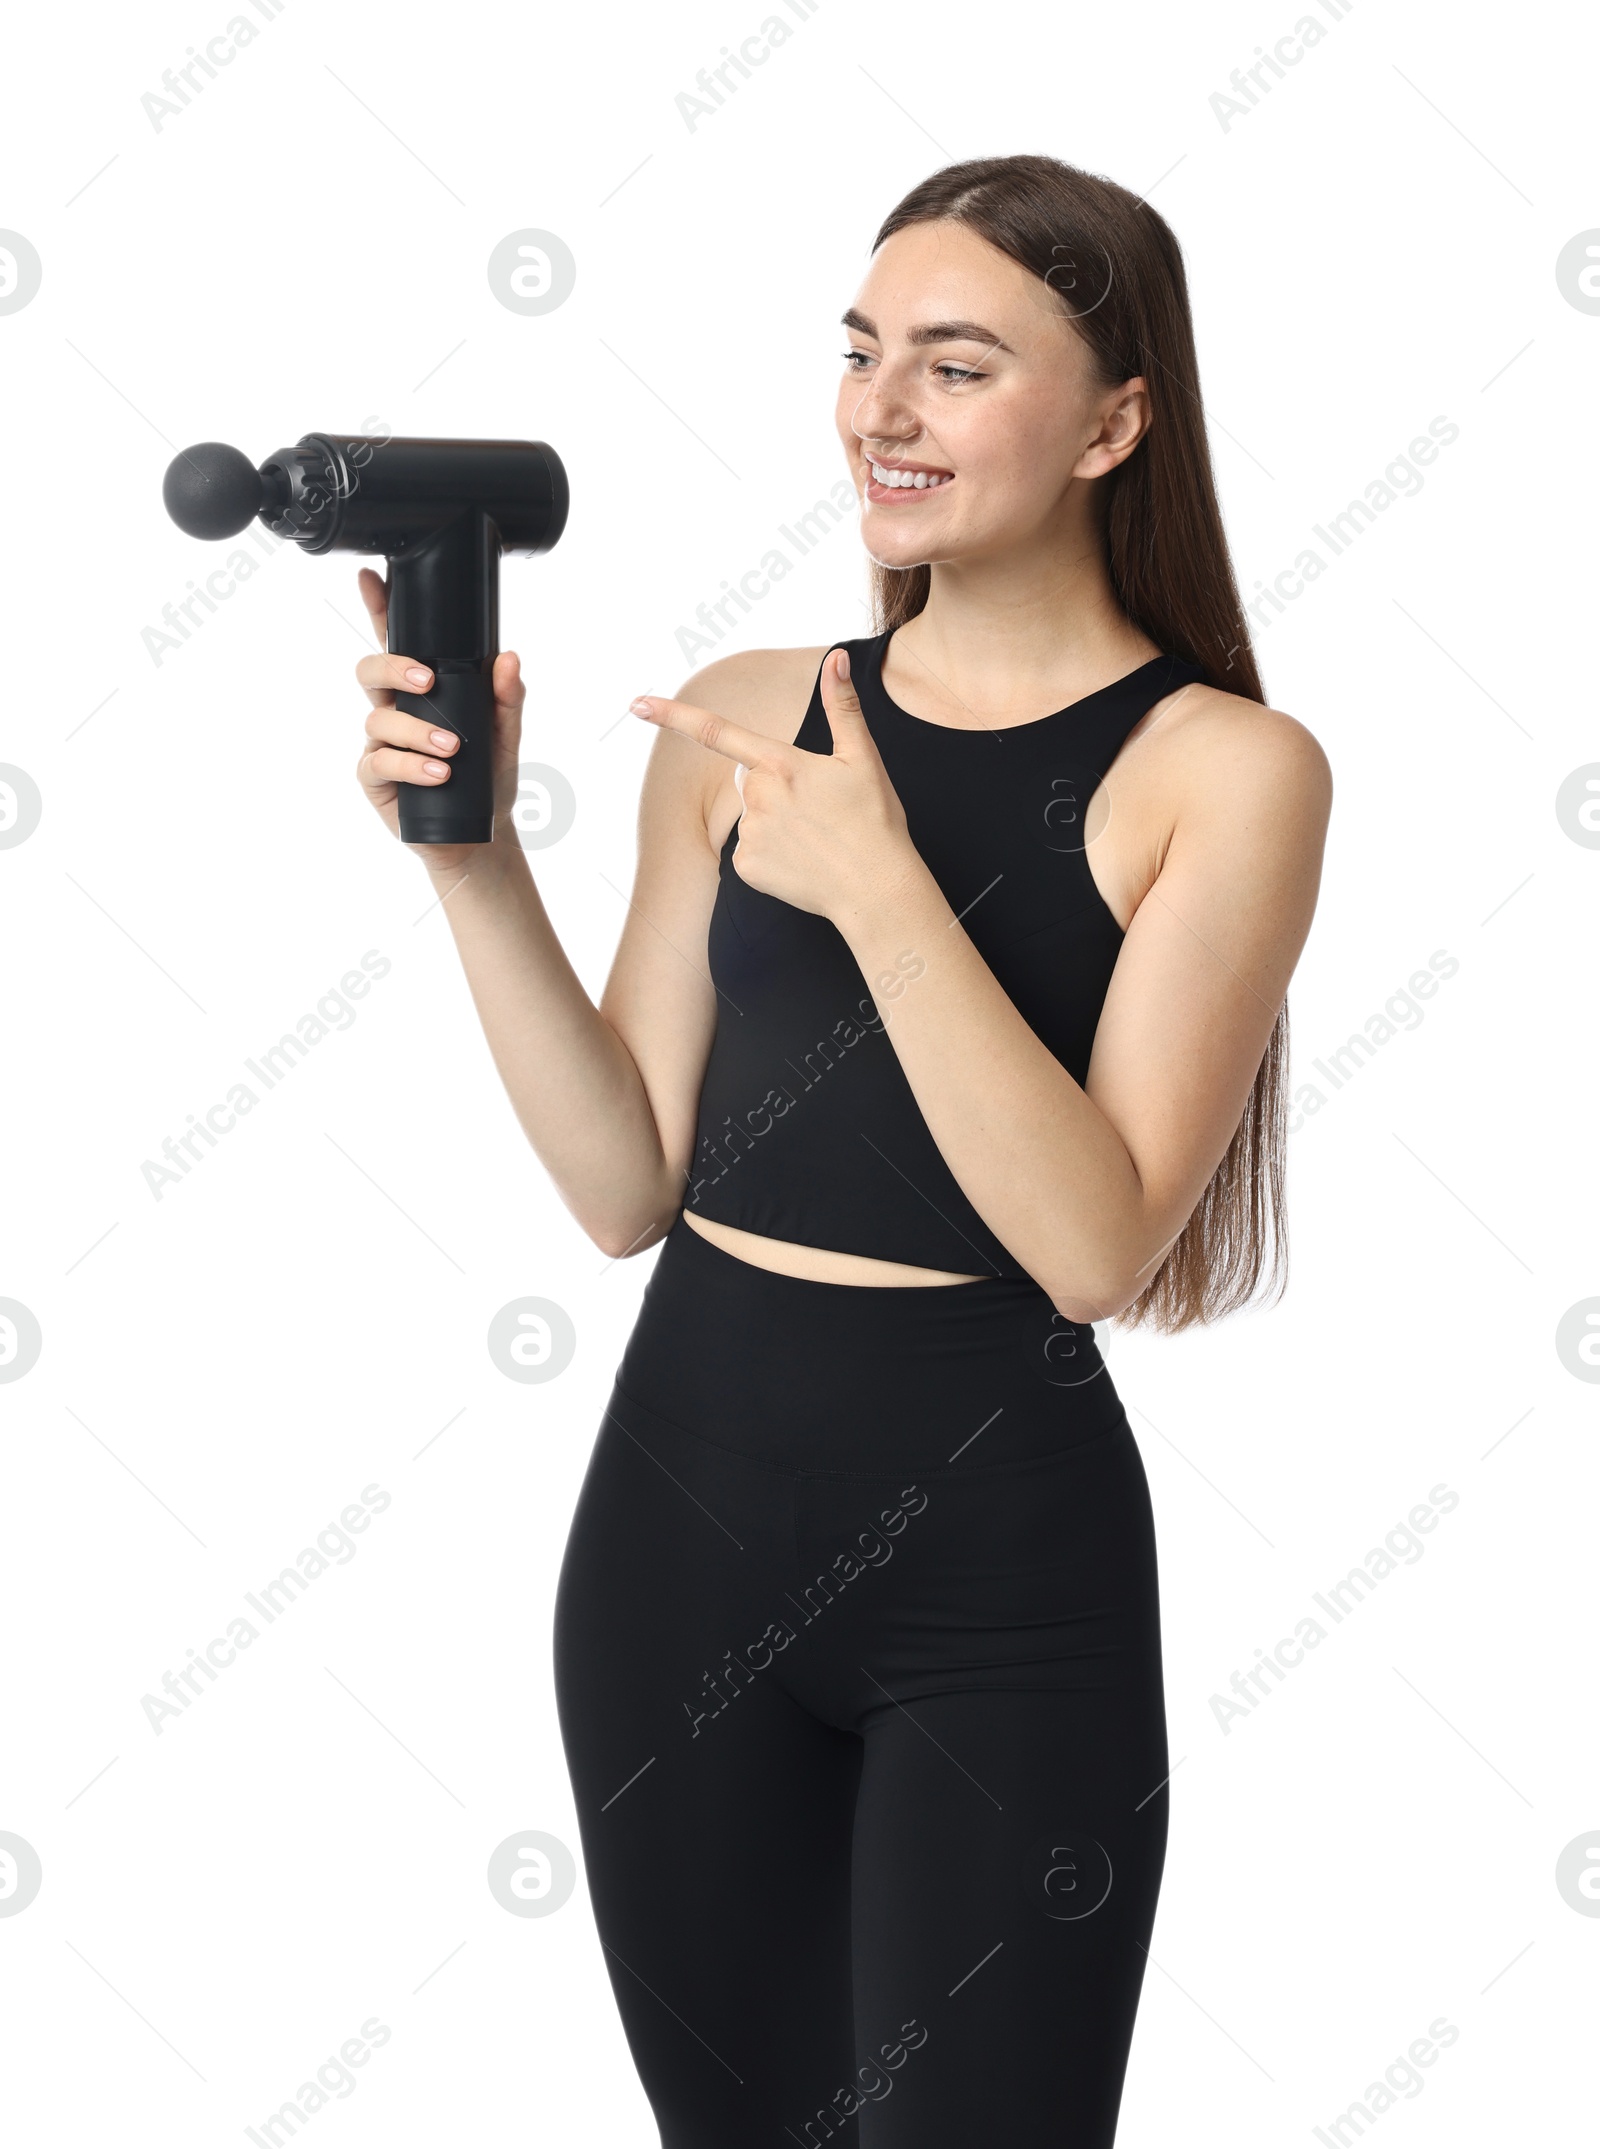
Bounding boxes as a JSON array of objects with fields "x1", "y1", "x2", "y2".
[{"x1": 839, "y1": 351, "x2": 984, "y2": 383}]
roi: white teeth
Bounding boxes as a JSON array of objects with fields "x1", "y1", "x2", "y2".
[{"x1": 869, "y1": 460, "x2": 950, "y2": 489}]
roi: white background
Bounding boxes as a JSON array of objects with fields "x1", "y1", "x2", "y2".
[{"x1": 2, "y1": 0, "x2": 1595, "y2": 2141}]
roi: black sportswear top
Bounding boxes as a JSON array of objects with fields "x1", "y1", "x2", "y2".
[{"x1": 683, "y1": 629, "x2": 1207, "y2": 1279}]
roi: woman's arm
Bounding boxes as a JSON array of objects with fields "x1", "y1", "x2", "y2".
[
  {"x1": 833, "y1": 692, "x2": 1333, "y2": 1321},
  {"x1": 357, "y1": 595, "x2": 814, "y2": 1257},
  {"x1": 418, "y1": 787, "x2": 705, "y2": 1259}
]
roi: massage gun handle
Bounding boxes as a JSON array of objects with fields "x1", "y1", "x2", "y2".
[{"x1": 394, "y1": 657, "x2": 497, "y2": 846}]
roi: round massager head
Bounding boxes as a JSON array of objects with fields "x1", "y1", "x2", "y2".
[{"x1": 162, "y1": 443, "x2": 265, "y2": 540}]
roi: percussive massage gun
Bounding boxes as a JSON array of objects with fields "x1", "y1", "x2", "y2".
[{"x1": 162, "y1": 434, "x2": 569, "y2": 844}]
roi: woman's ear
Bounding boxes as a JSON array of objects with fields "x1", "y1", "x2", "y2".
[{"x1": 1076, "y1": 376, "x2": 1150, "y2": 479}]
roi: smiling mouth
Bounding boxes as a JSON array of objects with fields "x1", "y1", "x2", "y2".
[{"x1": 863, "y1": 453, "x2": 955, "y2": 500}]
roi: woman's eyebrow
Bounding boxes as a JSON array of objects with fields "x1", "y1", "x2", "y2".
[{"x1": 841, "y1": 306, "x2": 1014, "y2": 354}]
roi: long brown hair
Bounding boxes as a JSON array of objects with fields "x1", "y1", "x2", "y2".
[{"x1": 868, "y1": 154, "x2": 1287, "y2": 1333}]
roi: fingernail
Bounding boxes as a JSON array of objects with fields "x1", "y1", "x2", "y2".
[
  {"x1": 836, "y1": 649, "x2": 851, "y2": 680},
  {"x1": 629, "y1": 696, "x2": 655, "y2": 716},
  {"x1": 429, "y1": 730, "x2": 457, "y2": 750},
  {"x1": 406, "y1": 666, "x2": 431, "y2": 686},
  {"x1": 422, "y1": 760, "x2": 449, "y2": 777}
]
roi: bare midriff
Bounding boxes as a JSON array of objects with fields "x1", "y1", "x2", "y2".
[{"x1": 681, "y1": 1208, "x2": 987, "y2": 1286}]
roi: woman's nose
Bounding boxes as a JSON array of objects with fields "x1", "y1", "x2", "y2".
[{"x1": 851, "y1": 383, "x2": 918, "y2": 451}]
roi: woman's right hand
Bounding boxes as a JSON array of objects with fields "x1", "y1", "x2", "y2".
[{"x1": 352, "y1": 566, "x2": 528, "y2": 877}]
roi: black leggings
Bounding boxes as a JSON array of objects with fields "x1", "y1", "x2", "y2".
[{"x1": 553, "y1": 1215, "x2": 1169, "y2": 2146}]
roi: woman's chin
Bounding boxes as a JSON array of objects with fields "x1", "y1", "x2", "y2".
[{"x1": 861, "y1": 535, "x2": 947, "y2": 572}]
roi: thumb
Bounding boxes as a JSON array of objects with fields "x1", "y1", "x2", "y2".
[
  {"x1": 493, "y1": 649, "x2": 525, "y2": 720},
  {"x1": 358, "y1": 565, "x2": 389, "y2": 649},
  {"x1": 818, "y1": 646, "x2": 878, "y2": 759}
]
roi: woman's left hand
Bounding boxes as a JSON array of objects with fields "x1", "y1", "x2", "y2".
[{"x1": 628, "y1": 648, "x2": 923, "y2": 924}]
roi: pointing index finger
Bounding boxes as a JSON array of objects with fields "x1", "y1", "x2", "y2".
[{"x1": 629, "y1": 695, "x2": 791, "y2": 772}]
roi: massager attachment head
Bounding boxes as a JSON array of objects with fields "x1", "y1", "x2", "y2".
[{"x1": 162, "y1": 442, "x2": 267, "y2": 541}]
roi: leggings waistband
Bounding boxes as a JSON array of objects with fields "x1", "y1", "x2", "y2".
[{"x1": 612, "y1": 1214, "x2": 1128, "y2": 1475}]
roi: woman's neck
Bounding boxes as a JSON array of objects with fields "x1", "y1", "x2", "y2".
[{"x1": 888, "y1": 536, "x2": 1160, "y2": 721}]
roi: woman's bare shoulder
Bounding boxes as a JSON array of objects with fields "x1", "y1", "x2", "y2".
[
  {"x1": 670, "y1": 644, "x2": 834, "y2": 747},
  {"x1": 1148, "y1": 679, "x2": 1334, "y2": 826},
  {"x1": 646, "y1": 646, "x2": 834, "y2": 855}
]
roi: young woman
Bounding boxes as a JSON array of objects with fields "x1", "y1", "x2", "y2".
[{"x1": 354, "y1": 155, "x2": 1331, "y2": 2147}]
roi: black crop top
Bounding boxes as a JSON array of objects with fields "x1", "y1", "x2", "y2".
[{"x1": 683, "y1": 629, "x2": 1207, "y2": 1279}]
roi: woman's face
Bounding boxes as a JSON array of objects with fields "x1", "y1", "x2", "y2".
[{"x1": 834, "y1": 217, "x2": 1147, "y2": 571}]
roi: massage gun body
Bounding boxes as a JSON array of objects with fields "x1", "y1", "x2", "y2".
[{"x1": 163, "y1": 433, "x2": 569, "y2": 843}]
